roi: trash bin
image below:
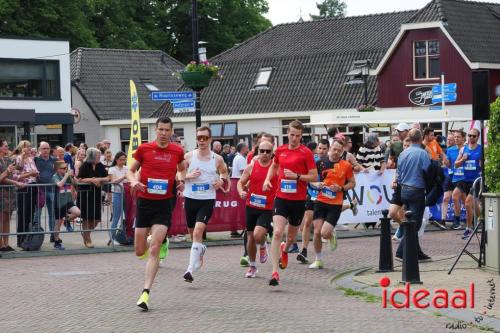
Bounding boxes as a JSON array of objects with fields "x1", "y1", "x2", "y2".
[{"x1": 484, "y1": 193, "x2": 499, "y2": 274}]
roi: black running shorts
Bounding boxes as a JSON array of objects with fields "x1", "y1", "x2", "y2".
[
  {"x1": 456, "y1": 181, "x2": 473, "y2": 195},
  {"x1": 135, "y1": 197, "x2": 173, "y2": 228},
  {"x1": 245, "y1": 206, "x2": 272, "y2": 232},
  {"x1": 313, "y1": 201, "x2": 342, "y2": 227},
  {"x1": 273, "y1": 197, "x2": 306, "y2": 227},
  {"x1": 390, "y1": 184, "x2": 403, "y2": 206},
  {"x1": 184, "y1": 197, "x2": 215, "y2": 229}
]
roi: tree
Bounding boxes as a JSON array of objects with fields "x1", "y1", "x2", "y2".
[{"x1": 310, "y1": 0, "x2": 347, "y2": 20}]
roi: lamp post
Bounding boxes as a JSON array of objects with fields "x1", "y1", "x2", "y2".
[
  {"x1": 191, "y1": 0, "x2": 201, "y2": 128},
  {"x1": 345, "y1": 59, "x2": 371, "y2": 109}
]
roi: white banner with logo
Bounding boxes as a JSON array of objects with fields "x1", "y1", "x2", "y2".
[{"x1": 339, "y1": 170, "x2": 395, "y2": 224}]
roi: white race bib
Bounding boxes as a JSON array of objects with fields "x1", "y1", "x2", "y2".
[
  {"x1": 250, "y1": 193, "x2": 267, "y2": 208},
  {"x1": 147, "y1": 178, "x2": 168, "y2": 195},
  {"x1": 281, "y1": 179, "x2": 297, "y2": 193},
  {"x1": 454, "y1": 167, "x2": 464, "y2": 176}
]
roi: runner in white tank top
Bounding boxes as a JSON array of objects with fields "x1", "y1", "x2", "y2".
[{"x1": 180, "y1": 126, "x2": 229, "y2": 283}]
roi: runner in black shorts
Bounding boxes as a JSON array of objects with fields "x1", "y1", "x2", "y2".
[
  {"x1": 128, "y1": 117, "x2": 186, "y2": 311},
  {"x1": 263, "y1": 120, "x2": 317, "y2": 286},
  {"x1": 181, "y1": 126, "x2": 229, "y2": 283}
]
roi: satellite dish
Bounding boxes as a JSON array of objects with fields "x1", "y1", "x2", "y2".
[{"x1": 71, "y1": 108, "x2": 81, "y2": 124}]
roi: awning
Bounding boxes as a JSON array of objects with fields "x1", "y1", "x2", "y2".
[
  {"x1": 0, "y1": 108, "x2": 35, "y2": 123},
  {"x1": 305, "y1": 105, "x2": 473, "y2": 126},
  {"x1": 35, "y1": 113, "x2": 74, "y2": 125}
]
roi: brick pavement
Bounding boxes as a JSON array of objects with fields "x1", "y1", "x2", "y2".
[{"x1": 0, "y1": 231, "x2": 485, "y2": 332}]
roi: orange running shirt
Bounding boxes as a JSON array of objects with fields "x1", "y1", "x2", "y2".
[{"x1": 317, "y1": 159, "x2": 353, "y2": 206}]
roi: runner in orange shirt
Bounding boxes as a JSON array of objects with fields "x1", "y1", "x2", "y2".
[
  {"x1": 423, "y1": 127, "x2": 444, "y2": 161},
  {"x1": 308, "y1": 140, "x2": 355, "y2": 269}
]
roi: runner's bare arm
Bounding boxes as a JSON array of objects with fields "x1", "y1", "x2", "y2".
[
  {"x1": 214, "y1": 155, "x2": 229, "y2": 192},
  {"x1": 344, "y1": 174, "x2": 356, "y2": 191},
  {"x1": 237, "y1": 163, "x2": 253, "y2": 198},
  {"x1": 127, "y1": 160, "x2": 145, "y2": 192},
  {"x1": 263, "y1": 160, "x2": 279, "y2": 191},
  {"x1": 294, "y1": 167, "x2": 318, "y2": 183}
]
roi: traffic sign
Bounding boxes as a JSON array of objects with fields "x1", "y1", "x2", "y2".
[
  {"x1": 432, "y1": 83, "x2": 457, "y2": 94},
  {"x1": 429, "y1": 105, "x2": 443, "y2": 111},
  {"x1": 432, "y1": 93, "x2": 457, "y2": 104},
  {"x1": 172, "y1": 100, "x2": 195, "y2": 113},
  {"x1": 151, "y1": 91, "x2": 194, "y2": 101}
]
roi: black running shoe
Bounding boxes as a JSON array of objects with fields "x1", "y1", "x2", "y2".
[
  {"x1": 296, "y1": 249, "x2": 308, "y2": 264},
  {"x1": 183, "y1": 271, "x2": 194, "y2": 283},
  {"x1": 269, "y1": 272, "x2": 279, "y2": 286}
]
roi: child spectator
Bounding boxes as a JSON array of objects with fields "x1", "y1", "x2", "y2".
[{"x1": 107, "y1": 152, "x2": 128, "y2": 244}]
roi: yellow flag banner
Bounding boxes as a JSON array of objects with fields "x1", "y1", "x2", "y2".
[{"x1": 127, "y1": 80, "x2": 142, "y2": 166}]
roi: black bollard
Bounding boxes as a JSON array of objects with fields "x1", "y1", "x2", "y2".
[
  {"x1": 377, "y1": 209, "x2": 393, "y2": 273},
  {"x1": 401, "y1": 211, "x2": 422, "y2": 284}
]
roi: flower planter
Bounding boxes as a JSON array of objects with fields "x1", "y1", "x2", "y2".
[
  {"x1": 358, "y1": 108, "x2": 375, "y2": 112},
  {"x1": 180, "y1": 71, "x2": 212, "y2": 90}
]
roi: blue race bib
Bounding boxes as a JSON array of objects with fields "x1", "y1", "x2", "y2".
[
  {"x1": 280, "y1": 179, "x2": 297, "y2": 193},
  {"x1": 192, "y1": 183, "x2": 210, "y2": 193},
  {"x1": 321, "y1": 188, "x2": 336, "y2": 199},
  {"x1": 464, "y1": 160, "x2": 476, "y2": 171},
  {"x1": 147, "y1": 178, "x2": 168, "y2": 195},
  {"x1": 250, "y1": 193, "x2": 267, "y2": 208}
]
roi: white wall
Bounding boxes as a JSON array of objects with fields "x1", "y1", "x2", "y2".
[
  {"x1": 0, "y1": 38, "x2": 71, "y2": 115},
  {"x1": 71, "y1": 87, "x2": 104, "y2": 147}
]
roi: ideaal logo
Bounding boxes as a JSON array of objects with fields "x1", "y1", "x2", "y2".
[
  {"x1": 380, "y1": 277, "x2": 475, "y2": 309},
  {"x1": 347, "y1": 185, "x2": 391, "y2": 206},
  {"x1": 367, "y1": 185, "x2": 383, "y2": 205}
]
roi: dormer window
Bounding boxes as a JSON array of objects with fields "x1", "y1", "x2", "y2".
[
  {"x1": 254, "y1": 67, "x2": 273, "y2": 89},
  {"x1": 413, "y1": 40, "x2": 440, "y2": 80},
  {"x1": 141, "y1": 79, "x2": 159, "y2": 92}
]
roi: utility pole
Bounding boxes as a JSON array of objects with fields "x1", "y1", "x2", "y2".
[{"x1": 191, "y1": 0, "x2": 201, "y2": 128}]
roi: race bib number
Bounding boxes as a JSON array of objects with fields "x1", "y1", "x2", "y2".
[
  {"x1": 281, "y1": 179, "x2": 297, "y2": 193},
  {"x1": 448, "y1": 168, "x2": 453, "y2": 175},
  {"x1": 464, "y1": 160, "x2": 476, "y2": 171},
  {"x1": 192, "y1": 183, "x2": 210, "y2": 193},
  {"x1": 322, "y1": 188, "x2": 337, "y2": 199},
  {"x1": 147, "y1": 178, "x2": 168, "y2": 195},
  {"x1": 455, "y1": 167, "x2": 464, "y2": 176},
  {"x1": 250, "y1": 193, "x2": 267, "y2": 208}
]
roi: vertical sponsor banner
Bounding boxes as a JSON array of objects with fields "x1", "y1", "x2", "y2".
[
  {"x1": 339, "y1": 170, "x2": 395, "y2": 224},
  {"x1": 127, "y1": 80, "x2": 142, "y2": 166}
]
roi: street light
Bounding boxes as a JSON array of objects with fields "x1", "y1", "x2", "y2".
[
  {"x1": 191, "y1": 0, "x2": 201, "y2": 128},
  {"x1": 345, "y1": 59, "x2": 371, "y2": 107}
]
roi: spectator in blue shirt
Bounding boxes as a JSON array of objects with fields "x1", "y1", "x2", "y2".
[
  {"x1": 34, "y1": 141, "x2": 57, "y2": 241},
  {"x1": 63, "y1": 143, "x2": 75, "y2": 172},
  {"x1": 395, "y1": 129, "x2": 431, "y2": 261}
]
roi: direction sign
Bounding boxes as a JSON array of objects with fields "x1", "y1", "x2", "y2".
[
  {"x1": 432, "y1": 93, "x2": 457, "y2": 104},
  {"x1": 172, "y1": 100, "x2": 195, "y2": 113},
  {"x1": 432, "y1": 83, "x2": 457, "y2": 94},
  {"x1": 151, "y1": 91, "x2": 194, "y2": 101},
  {"x1": 429, "y1": 105, "x2": 443, "y2": 111}
]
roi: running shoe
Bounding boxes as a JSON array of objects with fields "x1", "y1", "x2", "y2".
[
  {"x1": 308, "y1": 260, "x2": 324, "y2": 269},
  {"x1": 296, "y1": 249, "x2": 308, "y2": 264},
  {"x1": 329, "y1": 230, "x2": 337, "y2": 252},
  {"x1": 136, "y1": 292, "x2": 149, "y2": 311},
  {"x1": 138, "y1": 249, "x2": 149, "y2": 260},
  {"x1": 183, "y1": 271, "x2": 194, "y2": 283},
  {"x1": 269, "y1": 272, "x2": 280, "y2": 286},
  {"x1": 195, "y1": 244, "x2": 207, "y2": 271},
  {"x1": 279, "y1": 242, "x2": 288, "y2": 269},
  {"x1": 452, "y1": 223, "x2": 462, "y2": 230},
  {"x1": 159, "y1": 238, "x2": 169, "y2": 262},
  {"x1": 351, "y1": 199, "x2": 359, "y2": 216},
  {"x1": 259, "y1": 245, "x2": 268, "y2": 264},
  {"x1": 462, "y1": 228, "x2": 472, "y2": 240},
  {"x1": 245, "y1": 266, "x2": 258, "y2": 278},
  {"x1": 54, "y1": 240, "x2": 65, "y2": 250},
  {"x1": 240, "y1": 255, "x2": 250, "y2": 267},
  {"x1": 287, "y1": 243, "x2": 299, "y2": 253}
]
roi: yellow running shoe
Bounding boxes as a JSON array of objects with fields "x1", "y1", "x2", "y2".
[
  {"x1": 138, "y1": 249, "x2": 149, "y2": 260},
  {"x1": 136, "y1": 291, "x2": 149, "y2": 311},
  {"x1": 159, "y1": 238, "x2": 169, "y2": 262}
]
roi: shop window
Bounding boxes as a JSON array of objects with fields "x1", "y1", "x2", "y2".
[
  {"x1": 120, "y1": 127, "x2": 148, "y2": 152},
  {"x1": 0, "y1": 59, "x2": 60, "y2": 99},
  {"x1": 413, "y1": 40, "x2": 440, "y2": 80},
  {"x1": 209, "y1": 122, "x2": 237, "y2": 138}
]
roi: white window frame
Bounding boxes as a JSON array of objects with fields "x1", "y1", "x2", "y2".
[
  {"x1": 253, "y1": 67, "x2": 273, "y2": 89},
  {"x1": 413, "y1": 40, "x2": 440, "y2": 80}
]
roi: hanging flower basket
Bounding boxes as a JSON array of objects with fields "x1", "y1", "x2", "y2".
[
  {"x1": 180, "y1": 70, "x2": 212, "y2": 90},
  {"x1": 357, "y1": 104, "x2": 376, "y2": 112}
]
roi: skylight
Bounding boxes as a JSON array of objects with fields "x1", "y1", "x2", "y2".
[{"x1": 254, "y1": 67, "x2": 273, "y2": 89}]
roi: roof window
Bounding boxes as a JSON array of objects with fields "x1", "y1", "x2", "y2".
[
  {"x1": 253, "y1": 67, "x2": 273, "y2": 89},
  {"x1": 140, "y1": 79, "x2": 159, "y2": 92}
]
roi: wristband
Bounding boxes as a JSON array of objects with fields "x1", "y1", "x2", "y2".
[{"x1": 296, "y1": 174, "x2": 301, "y2": 180}]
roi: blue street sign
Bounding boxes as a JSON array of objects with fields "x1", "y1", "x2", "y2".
[
  {"x1": 429, "y1": 105, "x2": 443, "y2": 111},
  {"x1": 432, "y1": 93, "x2": 457, "y2": 104},
  {"x1": 432, "y1": 83, "x2": 457, "y2": 94},
  {"x1": 172, "y1": 99, "x2": 195, "y2": 113},
  {"x1": 151, "y1": 91, "x2": 194, "y2": 101}
]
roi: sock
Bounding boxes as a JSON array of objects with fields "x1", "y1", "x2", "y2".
[
  {"x1": 315, "y1": 252, "x2": 322, "y2": 261},
  {"x1": 249, "y1": 261, "x2": 256, "y2": 267},
  {"x1": 243, "y1": 231, "x2": 248, "y2": 256},
  {"x1": 188, "y1": 242, "x2": 202, "y2": 273},
  {"x1": 142, "y1": 289, "x2": 150, "y2": 294}
]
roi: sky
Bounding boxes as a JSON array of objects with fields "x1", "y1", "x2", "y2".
[{"x1": 265, "y1": 0, "x2": 496, "y2": 25}]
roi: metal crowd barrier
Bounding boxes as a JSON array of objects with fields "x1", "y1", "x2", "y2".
[{"x1": 0, "y1": 182, "x2": 125, "y2": 251}]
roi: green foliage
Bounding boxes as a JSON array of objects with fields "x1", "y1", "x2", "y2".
[
  {"x1": 310, "y1": 0, "x2": 347, "y2": 20},
  {"x1": 0, "y1": 0, "x2": 272, "y2": 63},
  {"x1": 485, "y1": 97, "x2": 500, "y2": 193}
]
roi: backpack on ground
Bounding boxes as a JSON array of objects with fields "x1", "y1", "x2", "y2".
[{"x1": 20, "y1": 223, "x2": 45, "y2": 251}]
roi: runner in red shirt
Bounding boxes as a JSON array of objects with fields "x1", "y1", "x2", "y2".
[
  {"x1": 263, "y1": 120, "x2": 317, "y2": 286},
  {"x1": 127, "y1": 117, "x2": 186, "y2": 311},
  {"x1": 237, "y1": 140, "x2": 278, "y2": 278}
]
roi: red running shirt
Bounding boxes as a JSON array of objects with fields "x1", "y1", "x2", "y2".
[
  {"x1": 133, "y1": 141, "x2": 185, "y2": 200},
  {"x1": 273, "y1": 144, "x2": 316, "y2": 200},
  {"x1": 246, "y1": 160, "x2": 278, "y2": 210},
  {"x1": 246, "y1": 150, "x2": 255, "y2": 164}
]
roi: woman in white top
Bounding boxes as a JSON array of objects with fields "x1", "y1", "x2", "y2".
[
  {"x1": 74, "y1": 149, "x2": 86, "y2": 177},
  {"x1": 108, "y1": 151, "x2": 128, "y2": 244}
]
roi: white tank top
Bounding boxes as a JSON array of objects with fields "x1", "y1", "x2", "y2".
[{"x1": 184, "y1": 149, "x2": 218, "y2": 200}]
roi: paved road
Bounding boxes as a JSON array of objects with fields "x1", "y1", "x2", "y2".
[{"x1": 1, "y1": 231, "x2": 482, "y2": 332}]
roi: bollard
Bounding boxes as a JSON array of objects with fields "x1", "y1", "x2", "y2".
[
  {"x1": 377, "y1": 209, "x2": 393, "y2": 273},
  {"x1": 401, "y1": 211, "x2": 422, "y2": 284}
]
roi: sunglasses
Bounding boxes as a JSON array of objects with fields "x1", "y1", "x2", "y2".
[
  {"x1": 196, "y1": 135, "x2": 210, "y2": 142},
  {"x1": 259, "y1": 149, "x2": 272, "y2": 154},
  {"x1": 59, "y1": 167, "x2": 67, "y2": 170},
  {"x1": 468, "y1": 134, "x2": 477, "y2": 138}
]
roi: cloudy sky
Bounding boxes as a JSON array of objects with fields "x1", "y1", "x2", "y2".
[{"x1": 265, "y1": 0, "x2": 496, "y2": 25}]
